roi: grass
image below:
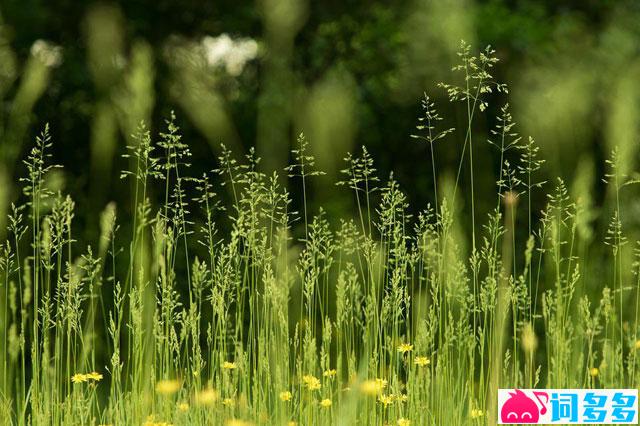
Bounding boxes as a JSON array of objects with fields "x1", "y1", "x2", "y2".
[{"x1": 0, "y1": 42, "x2": 638, "y2": 425}]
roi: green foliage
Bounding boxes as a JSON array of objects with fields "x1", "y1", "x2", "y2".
[{"x1": 1, "y1": 43, "x2": 640, "y2": 426}]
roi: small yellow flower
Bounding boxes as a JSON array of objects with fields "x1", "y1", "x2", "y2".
[
  {"x1": 302, "y1": 375, "x2": 321, "y2": 391},
  {"x1": 223, "y1": 398, "x2": 235, "y2": 407},
  {"x1": 279, "y1": 391, "x2": 292, "y2": 402},
  {"x1": 378, "y1": 394, "x2": 394, "y2": 407},
  {"x1": 71, "y1": 374, "x2": 87, "y2": 384},
  {"x1": 635, "y1": 340, "x2": 640, "y2": 350},
  {"x1": 143, "y1": 415, "x2": 174, "y2": 426},
  {"x1": 72, "y1": 372, "x2": 103, "y2": 384},
  {"x1": 195, "y1": 388, "x2": 219, "y2": 405},
  {"x1": 177, "y1": 402, "x2": 190, "y2": 412},
  {"x1": 223, "y1": 361, "x2": 237, "y2": 370},
  {"x1": 470, "y1": 408, "x2": 484, "y2": 419},
  {"x1": 224, "y1": 419, "x2": 252, "y2": 426},
  {"x1": 287, "y1": 422, "x2": 297, "y2": 426},
  {"x1": 397, "y1": 343, "x2": 413, "y2": 354},
  {"x1": 156, "y1": 379, "x2": 181, "y2": 395},
  {"x1": 323, "y1": 369, "x2": 337, "y2": 378},
  {"x1": 320, "y1": 398, "x2": 332, "y2": 408},
  {"x1": 414, "y1": 356, "x2": 431, "y2": 367},
  {"x1": 590, "y1": 367, "x2": 599, "y2": 377},
  {"x1": 397, "y1": 418, "x2": 411, "y2": 426},
  {"x1": 397, "y1": 394, "x2": 408, "y2": 403},
  {"x1": 86, "y1": 371, "x2": 104, "y2": 381}
]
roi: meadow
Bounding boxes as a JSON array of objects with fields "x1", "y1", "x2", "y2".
[{"x1": 0, "y1": 43, "x2": 638, "y2": 425}]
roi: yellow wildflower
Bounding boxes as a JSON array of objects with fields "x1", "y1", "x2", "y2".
[
  {"x1": 302, "y1": 375, "x2": 321, "y2": 391},
  {"x1": 177, "y1": 402, "x2": 190, "y2": 412},
  {"x1": 223, "y1": 361, "x2": 237, "y2": 370},
  {"x1": 155, "y1": 379, "x2": 181, "y2": 395},
  {"x1": 470, "y1": 409, "x2": 484, "y2": 418},
  {"x1": 143, "y1": 415, "x2": 174, "y2": 426},
  {"x1": 378, "y1": 394, "x2": 394, "y2": 407},
  {"x1": 71, "y1": 374, "x2": 87, "y2": 384},
  {"x1": 397, "y1": 343, "x2": 413, "y2": 354},
  {"x1": 224, "y1": 419, "x2": 252, "y2": 426},
  {"x1": 223, "y1": 397, "x2": 235, "y2": 407},
  {"x1": 279, "y1": 391, "x2": 292, "y2": 402},
  {"x1": 86, "y1": 372, "x2": 103, "y2": 381},
  {"x1": 323, "y1": 369, "x2": 337, "y2": 378},
  {"x1": 287, "y1": 422, "x2": 297, "y2": 426},
  {"x1": 414, "y1": 356, "x2": 430, "y2": 367},
  {"x1": 398, "y1": 394, "x2": 408, "y2": 403},
  {"x1": 397, "y1": 418, "x2": 411, "y2": 426},
  {"x1": 320, "y1": 398, "x2": 332, "y2": 408},
  {"x1": 71, "y1": 372, "x2": 103, "y2": 384},
  {"x1": 590, "y1": 367, "x2": 599, "y2": 377},
  {"x1": 635, "y1": 340, "x2": 640, "y2": 350},
  {"x1": 195, "y1": 388, "x2": 219, "y2": 405}
]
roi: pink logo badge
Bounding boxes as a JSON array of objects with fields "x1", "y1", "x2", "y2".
[{"x1": 501, "y1": 389, "x2": 549, "y2": 423}]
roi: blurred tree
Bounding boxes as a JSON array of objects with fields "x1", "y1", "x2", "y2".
[{"x1": 0, "y1": 0, "x2": 638, "y2": 245}]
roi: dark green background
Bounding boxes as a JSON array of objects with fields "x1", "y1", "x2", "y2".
[{"x1": 1, "y1": 0, "x2": 639, "y2": 246}]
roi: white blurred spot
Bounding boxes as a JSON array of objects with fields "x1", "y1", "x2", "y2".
[
  {"x1": 30, "y1": 40, "x2": 63, "y2": 68},
  {"x1": 201, "y1": 33, "x2": 258, "y2": 76}
]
